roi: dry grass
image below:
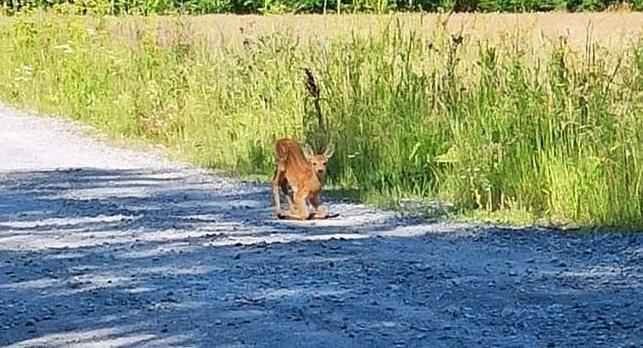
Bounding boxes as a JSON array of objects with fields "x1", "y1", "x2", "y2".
[
  {"x1": 8, "y1": 12, "x2": 638, "y2": 52},
  {"x1": 6, "y1": 12, "x2": 641, "y2": 64},
  {"x1": 110, "y1": 13, "x2": 643, "y2": 51},
  {"x1": 82, "y1": 12, "x2": 643, "y2": 78}
]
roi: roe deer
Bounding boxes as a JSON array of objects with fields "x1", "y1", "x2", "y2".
[{"x1": 271, "y1": 138, "x2": 334, "y2": 220}]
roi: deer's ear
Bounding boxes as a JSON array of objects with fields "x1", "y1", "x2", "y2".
[
  {"x1": 303, "y1": 144, "x2": 314, "y2": 159},
  {"x1": 322, "y1": 143, "x2": 335, "y2": 159}
]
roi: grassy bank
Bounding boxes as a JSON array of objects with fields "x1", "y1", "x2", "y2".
[{"x1": 0, "y1": 12, "x2": 641, "y2": 230}]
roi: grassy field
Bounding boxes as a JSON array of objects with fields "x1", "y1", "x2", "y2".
[{"x1": 0, "y1": 12, "x2": 641, "y2": 230}]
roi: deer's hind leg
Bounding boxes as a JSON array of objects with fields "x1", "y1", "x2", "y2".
[
  {"x1": 271, "y1": 165, "x2": 286, "y2": 217},
  {"x1": 278, "y1": 175, "x2": 293, "y2": 212}
]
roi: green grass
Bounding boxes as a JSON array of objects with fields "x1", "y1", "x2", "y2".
[{"x1": 0, "y1": 12, "x2": 641, "y2": 230}]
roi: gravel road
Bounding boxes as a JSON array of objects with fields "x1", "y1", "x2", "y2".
[{"x1": 0, "y1": 105, "x2": 641, "y2": 348}]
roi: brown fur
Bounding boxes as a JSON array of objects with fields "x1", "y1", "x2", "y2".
[{"x1": 271, "y1": 138, "x2": 334, "y2": 220}]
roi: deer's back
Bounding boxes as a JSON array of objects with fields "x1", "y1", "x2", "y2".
[{"x1": 274, "y1": 138, "x2": 321, "y2": 194}]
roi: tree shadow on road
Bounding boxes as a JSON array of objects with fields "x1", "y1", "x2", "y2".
[{"x1": 0, "y1": 168, "x2": 641, "y2": 347}]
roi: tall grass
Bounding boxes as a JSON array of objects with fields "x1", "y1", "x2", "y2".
[{"x1": 0, "y1": 12, "x2": 641, "y2": 230}]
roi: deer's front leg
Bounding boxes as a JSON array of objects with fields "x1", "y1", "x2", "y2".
[
  {"x1": 277, "y1": 190, "x2": 313, "y2": 220},
  {"x1": 310, "y1": 194, "x2": 329, "y2": 219}
]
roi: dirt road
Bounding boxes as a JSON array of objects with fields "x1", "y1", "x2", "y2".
[{"x1": 0, "y1": 105, "x2": 641, "y2": 347}]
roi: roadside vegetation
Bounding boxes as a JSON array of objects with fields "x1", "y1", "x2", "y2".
[{"x1": 0, "y1": 10, "x2": 641, "y2": 230}]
